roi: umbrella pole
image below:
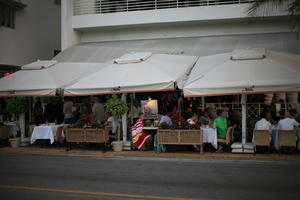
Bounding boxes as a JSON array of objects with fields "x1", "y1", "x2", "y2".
[{"x1": 241, "y1": 94, "x2": 247, "y2": 145}]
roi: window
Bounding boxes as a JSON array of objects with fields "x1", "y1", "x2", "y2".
[
  {"x1": 0, "y1": 3, "x2": 15, "y2": 29},
  {"x1": 0, "y1": 0, "x2": 26, "y2": 29}
]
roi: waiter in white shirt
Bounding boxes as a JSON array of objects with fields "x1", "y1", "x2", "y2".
[
  {"x1": 278, "y1": 111, "x2": 299, "y2": 130},
  {"x1": 92, "y1": 97, "x2": 105, "y2": 123}
]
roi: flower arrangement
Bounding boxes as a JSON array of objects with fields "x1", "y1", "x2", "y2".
[{"x1": 80, "y1": 113, "x2": 95, "y2": 125}]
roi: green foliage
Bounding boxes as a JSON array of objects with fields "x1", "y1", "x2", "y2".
[
  {"x1": 6, "y1": 98, "x2": 30, "y2": 114},
  {"x1": 105, "y1": 96, "x2": 128, "y2": 116}
]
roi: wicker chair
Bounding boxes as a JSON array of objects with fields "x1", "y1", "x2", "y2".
[
  {"x1": 279, "y1": 130, "x2": 297, "y2": 148},
  {"x1": 217, "y1": 127, "x2": 232, "y2": 145},
  {"x1": 230, "y1": 125, "x2": 237, "y2": 142},
  {"x1": 253, "y1": 130, "x2": 270, "y2": 149},
  {"x1": 0, "y1": 126, "x2": 9, "y2": 139},
  {"x1": 28, "y1": 124, "x2": 36, "y2": 139},
  {"x1": 55, "y1": 126, "x2": 64, "y2": 142}
]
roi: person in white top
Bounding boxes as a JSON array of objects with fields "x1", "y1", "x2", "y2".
[
  {"x1": 104, "y1": 113, "x2": 117, "y2": 134},
  {"x1": 92, "y1": 97, "x2": 105, "y2": 123},
  {"x1": 255, "y1": 111, "x2": 272, "y2": 131},
  {"x1": 63, "y1": 98, "x2": 74, "y2": 124},
  {"x1": 278, "y1": 111, "x2": 299, "y2": 130}
]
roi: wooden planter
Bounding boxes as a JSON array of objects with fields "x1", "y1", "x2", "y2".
[
  {"x1": 66, "y1": 127, "x2": 109, "y2": 149},
  {"x1": 157, "y1": 129, "x2": 203, "y2": 153}
]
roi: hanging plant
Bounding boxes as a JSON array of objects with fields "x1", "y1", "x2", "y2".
[
  {"x1": 104, "y1": 96, "x2": 128, "y2": 116},
  {"x1": 6, "y1": 98, "x2": 30, "y2": 115}
]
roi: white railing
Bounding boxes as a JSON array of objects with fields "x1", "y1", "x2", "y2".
[{"x1": 73, "y1": 0, "x2": 256, "y2": 15}]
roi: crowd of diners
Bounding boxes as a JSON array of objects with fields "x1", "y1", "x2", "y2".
[{"x1": 0, "y1": 92, "x2": 299, "y2": 152}]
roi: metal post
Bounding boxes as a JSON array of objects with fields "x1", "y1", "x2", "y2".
[{"x1": 241, "y1": 93, "x2": 247, "y2": 145}]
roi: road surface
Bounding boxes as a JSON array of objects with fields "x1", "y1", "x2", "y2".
[{"x1": 0, "y1": 152, "x2": 299, "y2": 200}]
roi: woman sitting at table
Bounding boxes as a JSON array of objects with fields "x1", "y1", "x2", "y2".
[
  {"x1": 212, "y1": 110, "x2": 228, "y2": 151},
  {"x1": 131, "y1": 113, "x2": 152, "y2": 150},
  {"x1": 200, "y1": 108, "x2": 211, "y2": 128},
  {"x1": 186, "y1": 113, "x2": 199, "y2": 129}
]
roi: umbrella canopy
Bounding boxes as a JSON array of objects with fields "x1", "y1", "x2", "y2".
[
  {"x1": 183, "y1": 49, "x2": 300, "y2": 97},
  {"x1": 64, "y1": 53, "x2": 198, "y2": 96},
  {"x1": 0, "y1": 61, "x2": 104, "y2": 96}
]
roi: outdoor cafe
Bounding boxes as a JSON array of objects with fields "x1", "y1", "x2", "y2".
[{"x1": 0, "y1": 49, "x2": 299, "y2": 154}]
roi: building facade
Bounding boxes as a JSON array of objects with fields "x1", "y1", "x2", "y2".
[
  {"x1": 0, "y1": 0, "x2": 61, "y2": 75},
  {"x1": 56, "y1": 0, "x2": 299, "y2": 63}
]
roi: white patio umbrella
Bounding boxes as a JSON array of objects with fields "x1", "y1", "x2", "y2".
[
  {"x1": 183, "y1": 49, "x2": 300, "y2": 150},
  {"x1": 64, "y1": 52, "x2": 198, "y2": 95},
  {"x1": 0, "y1": 60, "x2": 105, "y2": 96}
]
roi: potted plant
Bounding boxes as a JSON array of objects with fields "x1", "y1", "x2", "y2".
[
  {"x1": 105, "y1": 96, "x2": 128, "y2": 151},
  {"x1": 6, "y1": 98, "x2": 30, "y2": 147}
]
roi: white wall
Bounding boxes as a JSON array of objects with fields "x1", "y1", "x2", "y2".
[
  {"x1": 72, "y1": 3, "x2": 288, "y2": 29},
  {"x1": 80, "y1": 18, "x2": 296, "y2": 43},
  {"x1": 0, "y1": 0, "x2": 61, "y2": 66},
  {"x1": 61, "y1": 0, "x2": 80, "y2": 51}
]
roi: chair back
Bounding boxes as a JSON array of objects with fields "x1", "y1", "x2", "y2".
[
  {"x1": 225, "y1": 127, "x2": 232, "y2": 144},
  {"x1": 230, "y1": 125, "x2": 237, "y2": 142},
  {"x1": 279, "y1": 130, "x2": 296, "y2": 148},
  {"x1": 254, "y1": 130, "x2": 270, "y2": 147}
]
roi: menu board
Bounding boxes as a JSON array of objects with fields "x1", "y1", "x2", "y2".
[{"x1": 141, "y1": 100, "x2": 158, "y2": 119}]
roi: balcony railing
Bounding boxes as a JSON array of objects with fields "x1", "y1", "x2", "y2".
[{"x1": 73, "y1": 0, "x2": 256, "y2": 15}]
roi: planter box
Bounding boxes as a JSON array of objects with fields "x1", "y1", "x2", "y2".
[
  {"x1": 0, "y1": 126, "x2": 9, "y2": 140},
  {"x1": 66, "y1": 127, "x2": 109, "y2": 144},
  {"x1": 157, "y1": 129, "x2": 203, "y2": 153}
]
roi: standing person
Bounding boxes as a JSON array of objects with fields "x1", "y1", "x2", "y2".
[
  {"x1": 212, "y1": 110, "x2": 228, "y2": 151},
  {"x1": 33, "y1": 97, "x2": 44, "y2": 125},
  {"x1": 131, "y1": 113, "x2": 152, "y2": 150},
  {"x1": 92, "y1": 97, "x2": 105, "y2": 124},
  {"x1": 63, "y1": 97, "x2": 74, "y2": 124},
  {"x1": 44, "y1": 98, "x2": 56, "y2": 123},
  {"x1": 56, "y1": 98, "x2": 64, "y2": 124},
  {"x1": 130, "y1": 100, "x2": 142, "y2": 124}
]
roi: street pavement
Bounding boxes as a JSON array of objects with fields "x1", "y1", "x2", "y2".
[{"x1": 0, "y1": 152, "x2": 299, "y2": 200}]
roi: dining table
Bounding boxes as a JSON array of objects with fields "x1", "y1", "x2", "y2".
[
  {"x1": 201, "y1": 127, "x2": 218, "y2": 149},
  {"x1": 30, "y1": 124, "x2": 65, "y2": 144}
]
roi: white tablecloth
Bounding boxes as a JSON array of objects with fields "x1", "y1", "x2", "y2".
[
  {"x1": 30, "y1": 125, "x2": 64, "y2": 144},
  {"x1": 271, "y1": 128, "x2": 300, "y2": 151},
  {"x1": 201, "y1": 128, "x2": 218, "y2": 149}
]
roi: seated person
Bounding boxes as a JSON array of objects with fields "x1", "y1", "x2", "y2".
[
  {"x1": 278, "y1": 111, "x2": 299, "y2": 130},
  {"x1": 131, "y1": 113, "x2": 152, "y2": 150},
  {"x1": 104, "y1": 113, "x2": 117, "y2": 138},
  {"x1": 186, "y1": 113, "x2": 199, "y2": 129},
  {"x1": 254, "y1": 110, "x2": 272, "y2": 131},
  {"x1": 159, "y1": 111, "x2": 173, "y2": 127},
  {"x1": 212, "y1": 110, "x2": 228, "y2": 151},
  {"x1": 200, "y1": 108, "x2": 211, "y2": 127}
]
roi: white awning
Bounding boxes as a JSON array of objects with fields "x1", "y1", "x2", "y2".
[
  {"x1": 64, "y1": 53, "x2": 198, "y2": 96},
  {"x1": 0, "y1": 61, "x2": 105, "y2": 96},
  {"x1": 183, "y1": 50, "x2": 300, "y2": 97}
]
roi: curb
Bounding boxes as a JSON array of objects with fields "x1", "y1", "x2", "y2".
[{"x1": 1, "y1": 147, "x2": 300, "y2": 162}]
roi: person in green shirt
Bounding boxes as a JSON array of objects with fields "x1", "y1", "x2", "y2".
[{"x1": 212, "y1": 110, "x2": 228, "y2": 151}]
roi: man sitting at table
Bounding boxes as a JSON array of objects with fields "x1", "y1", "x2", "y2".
[
  {"x1": 212, "y1": 110, "x2": 228, "y2": 151},
  {"x1": 159, "y1": 111, "x2": 172, "y2": 128},
  {"x1": 254, "y1": 110, "x2": 272, "y2": 131},
  {"x1": 278, "y1": 111, "x2": 299, "y2": 130}
]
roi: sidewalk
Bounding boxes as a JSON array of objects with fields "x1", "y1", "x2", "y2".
[{"x1": 1, "y1": 146, "x2": 300, "y2": 162}]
